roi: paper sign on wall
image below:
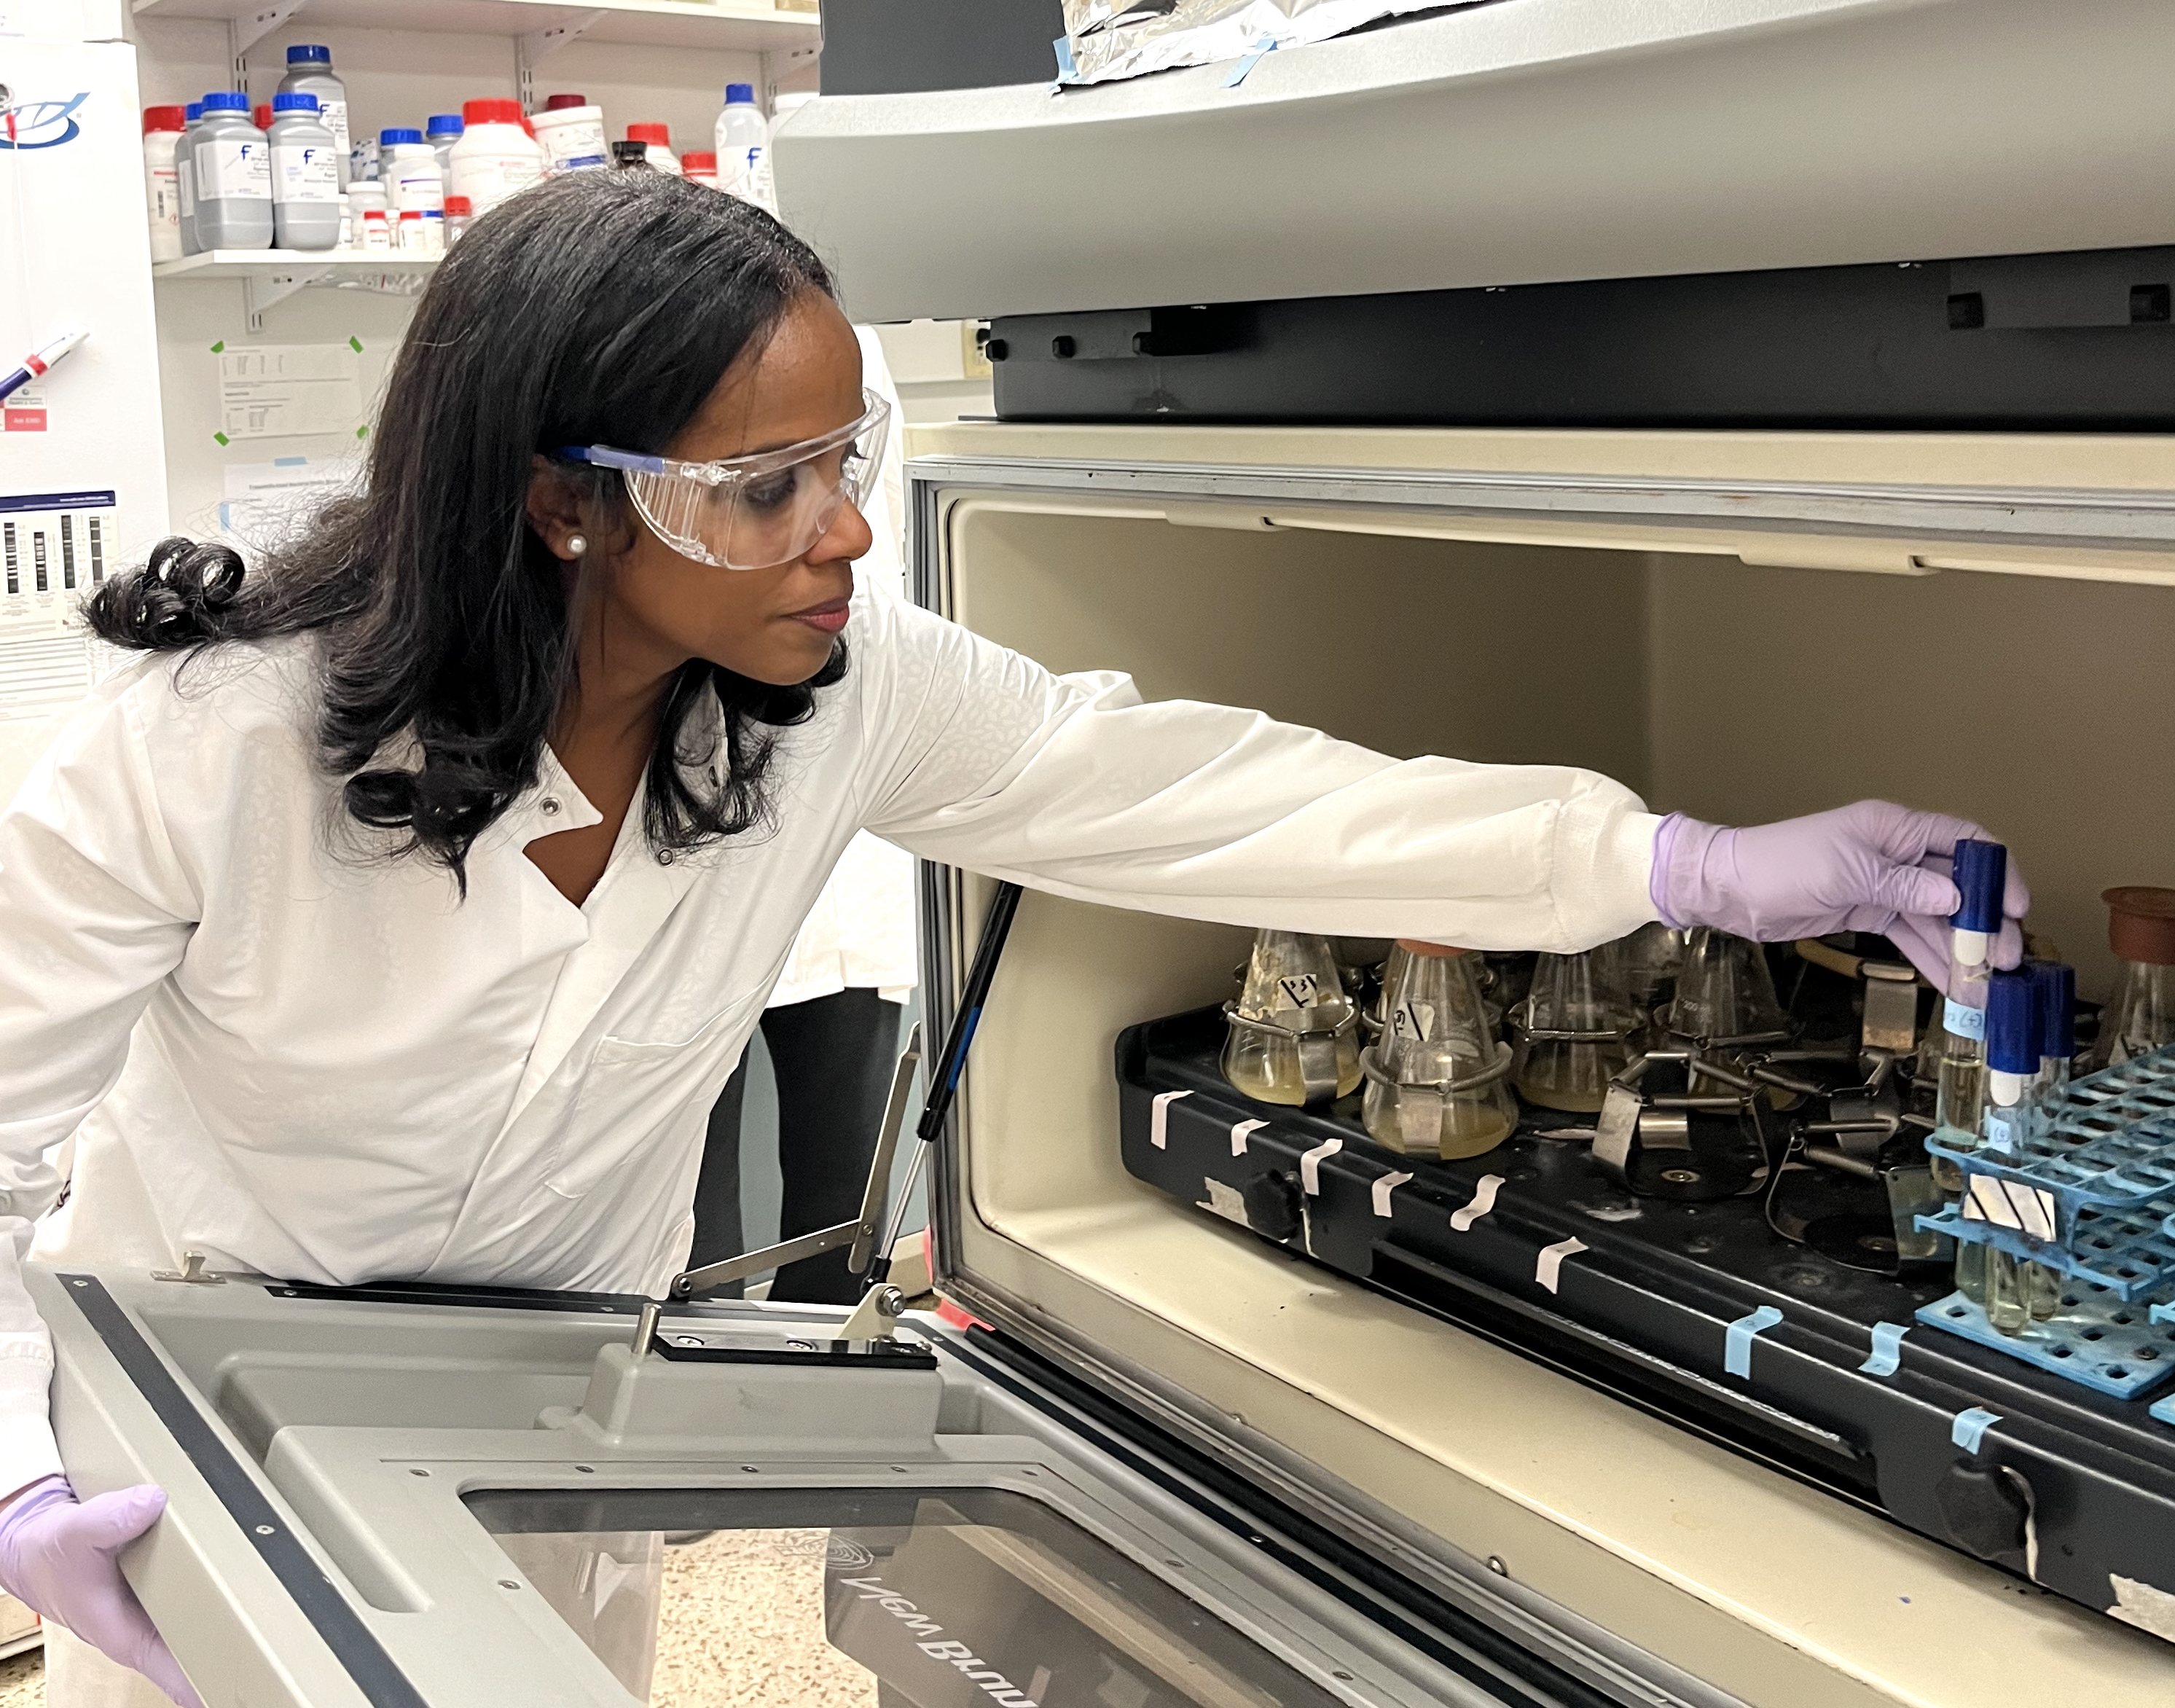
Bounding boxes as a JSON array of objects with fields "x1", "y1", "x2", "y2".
[{"x1": 217, "y1": 344, "x2": 363, "y2": 439}]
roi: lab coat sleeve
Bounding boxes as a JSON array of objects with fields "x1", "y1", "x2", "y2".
[
  {"x1": 855, "y1": 598, "x2": 1662, "y2": 952},
  {"x1": 0, "y1": 668, "x2": 197, "y2": 1493}
]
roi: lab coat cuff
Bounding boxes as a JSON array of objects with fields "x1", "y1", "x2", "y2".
[
  {"x1": 1592, "y1": 810, "x2": 1669, "y2": 939},
  {"x1": 0, "y1": 1357, "x2": 63, "y2": 1497}
]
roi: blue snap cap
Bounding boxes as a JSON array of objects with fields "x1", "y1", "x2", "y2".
[
  {"x1": 271, "y1": 92, "x2": 319, "y2": 114},
  {"x1": 380, "y1": 128, "x2": 423, "y2": 146},
  {"x1": 1986, "y1": 968, "x2": 2037, "y2": 1075},
  {"x1": 427, "y1": 114, "x2": 464, "y2": 136},
  {"x1": 1951, "y1": 839, "x2": 2007, "y2": 935},
  {"x1": 725, "y1": 82, "x2": 756, "y2": 103},
  {"x1": 286, "y1": 44, "x2": 331, "y2": 64},
  {"x1": 2030, "y1": 960, "x2": 2076, "y2": 1063},
  {"x1": 200, "y1": 91, "x2": 249, "y2": 113}
]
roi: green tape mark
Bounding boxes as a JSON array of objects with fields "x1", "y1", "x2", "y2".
[
  {"x1": 348, "y1": 335, "x2": 363, "y2": 353},
  {"x1": 209, "y1": 340, "x2": 224, "y2": 353},
  {"x1": 213, "y1": 431, "x2": 230, "y2": 447},
  {"x1": 354, "y1": 425, "x2": 369, "y2": 439}
]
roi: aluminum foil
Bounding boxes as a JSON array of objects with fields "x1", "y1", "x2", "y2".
[{"x1": 1060, "y1": 0, "x2": 1490, "y2": 86}]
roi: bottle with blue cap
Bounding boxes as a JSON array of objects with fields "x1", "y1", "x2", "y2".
[
  {"x1": 277, "y1": 44, "x2": 349, "y2": 187},
  {"x1": 380, "y1": 128, "x2": 445, "y2": 234},
  {"x1": 1926, "y1": 837, "x2": 2007, "y2": 1179},
  {"x1": 715, "y1": 81, "x2": 774, "y2": 212},
  {"x1": 268, "y1": 93, "x2": 340, "y2": 251},
  {"x1": 176, "y1": 101, "x2": 205, "y2": 255},
  {"x1": 190, "y1": 91, "x2": 273, "y2": 252}
]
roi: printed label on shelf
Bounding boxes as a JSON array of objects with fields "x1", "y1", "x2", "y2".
[
  {"x1": 1390, "y1": 998, "x2": 1434, "y2": 1043},
  {"x1": 1271, "y1": 973, "x2": 1321, "y2": 1013},
  {"x1": 0, "y1": 383, "x2": 45, "y2": 435},
  {"x1": 198, "y1": 137, "x2": 273, "y2": 201},
  {"x1": 1449, "y1": 1173, "x2": 1503, "y2": 1231},
  {"x1": 1943, "y1": 998, "x2": 1988, "y2": 1043},
  {"x1": 273, "y1": 143, "x2": 340, "y2": 204},
  {"x1": 1230, "y1": 1118, "x2": 1266, "y2": 1156}
]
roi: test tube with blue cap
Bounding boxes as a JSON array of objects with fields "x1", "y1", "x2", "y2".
[
  {"x1": 2030, "y1": 959, "x2": 2077, "y2": 1101},
  {"x1": 1953, "y1": 966, "x2": 2033, "y2": 1312},
  {"x1": 1927, "y1": 838, "x2": 2007, "y2": 1185}
]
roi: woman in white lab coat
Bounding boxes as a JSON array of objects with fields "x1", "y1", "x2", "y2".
[{"x1": 0, "y1": 171, "x2": 2024, "y2": 1707}]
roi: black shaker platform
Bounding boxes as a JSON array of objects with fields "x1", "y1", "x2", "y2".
[{"x1": 1116, "y1": 1005, "x2": 2175, "y2": 1625}]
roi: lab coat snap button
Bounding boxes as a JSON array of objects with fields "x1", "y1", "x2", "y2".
[
  {"x1": 657, "y1": 849, "x2": 675, "y2": 866},
  {"x1": 541, "y1": 796, "x2": 561, "y2": 815}
]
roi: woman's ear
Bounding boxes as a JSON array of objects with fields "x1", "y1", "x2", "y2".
[{"x1": 525, "y1": 456, "x2": 592, "y2": 561}]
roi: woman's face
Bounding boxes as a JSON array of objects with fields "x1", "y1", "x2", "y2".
[{"x1": 586, "y1": 293, "x2": 874, "y2": 689}]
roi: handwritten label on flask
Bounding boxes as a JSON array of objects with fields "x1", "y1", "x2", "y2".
[
  {"x1": 1390, "y1": 999, "x2": 1435, "y2": 1043},
  {"x1": 1272, "y1": 973, "x2": 1321, "y2": 1013}
]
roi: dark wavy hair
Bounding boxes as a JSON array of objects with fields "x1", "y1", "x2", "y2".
[{"x1": 86, "y1": 170, "x2": 845, "y2": 890}]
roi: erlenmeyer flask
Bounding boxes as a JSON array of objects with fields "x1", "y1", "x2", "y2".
[
  {"x1": 1221, "y1": 930, "x2": 1362, "y2": 1106},
  {"x1": 2090, "y1": 887, "x2": 2175, "y2": 1070},
  {"x1": 1667, "y1": 928, "x2": 1790, "y2": 1048},
  {"x1": 1360, "y1": 941, "x2": 1517, "y2": 1160},
  {"x1": 1511, "y1": 946, "x2": 1641, "y2": 1113},
  {"x1": 1618, "y1": 922, "x2": 1687, "y2": 1011}
]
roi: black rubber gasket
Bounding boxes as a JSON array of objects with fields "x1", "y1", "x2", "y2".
[{"x1": 57, "y1": 1273, "x2": 429, "y2": 1708}]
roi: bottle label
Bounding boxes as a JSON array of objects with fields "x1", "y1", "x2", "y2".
[
  {"x1": 317, "y1": 98, "x2": 350, "y2": 153},
  {"x1": 146, "y1": 163, "x2": 180, "y2": 227},
  {"x1": 273, "y1": 142, "x2": 340, "y2": 204},
  {"x1": 1943, "y1": 998, "x2": 1987, "y2": 1042},
  {"x1": 178, "y1": 155, "x2": 194, "y2": 217},
  {"x1": 198, "y1": 137, "x2": 272, "y2": 201},
  {"x1": 1390, "y1": 998, "x2": 1435, "y2": 1043},
  {"x1": 393, "y1": 169, "x2": 444, "y2": 214},
  {"x1": 1271, "y1": 974, "x2": 1321, "y2": 1014}
]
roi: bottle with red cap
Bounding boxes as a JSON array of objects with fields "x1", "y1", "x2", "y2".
[
  {"x1": 2089, "y1": 887, "x2": 2175, "y2": 1070},
  {"x1": 531, "y1": 95, "x2": 606, "y2": 176},
  {"x1": 446, "y1": 98, "x2": 544, "y2": 216},
  {"x1": 626, "y1": 123, "x2": 681, "y2": 176},
  {"x1": 681, "y1": 151, "x2": 719, "y2": 190},
  {"x1": 142, "y1": 106, "x2": 189, "y2": 262}
]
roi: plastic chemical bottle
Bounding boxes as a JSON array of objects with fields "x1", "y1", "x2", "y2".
[
  {"x1": 2091, "y1": 887, "x2": 2175, "y2": 1070},
  {"x1": 1928, "y1": 839, "x2": 2007, "y2": 1183},
  {"x1": 1512, "y1": 946, "x2": 1639, "y2": 1113},
  {"x1": 342, "y1": 181, "x2": 385, "y2": 250},
  {"x1": 531, "y1": 98, "x2": 607, "y2": 176},
  {"x1": 276, "y1": 45, "x2": 349, "y2": 187},
  {"x1": 681, "y1": 150, "x2": 719, "y2": 189},
  {"x1": 379, "y1": 128, "x2": 444, "y2": 218},
  {"x1": 426, "y1": 114, "x2": 463, "y2": 178},
  {"x1": 447, "y1": 99, "x2": 544, "y2": 216},
  {"x1": 627, "y1": 123, "x2": 681, "y2": 176},
  {"x1": 142, "y1": 106, "x2": 187, "y2": 262},
  {"x1": 267, "y1": 93, "x2": 340, "y2": 252},
  {"x1": 442, "y1": 195, "x2": 473, "y2": 245},
  {"x1": 1221, "y1": 931, "x2": 1362, "y2": 1106},
  {"x1": 176, "y1": 101, "x2": 205, "y2": 255},
  {"x1": 191, "y1": 92, "x2": 273, "y2": 252},
  {"x1": 359, "y1": 208, "x2": 391, "y2": 253},
  {"x1": 1361, "y1": 942, "x2": 1516, "y2": 1159},
  {"x1": 715, "y1": 82, "x2": 772, "y2": 211}
]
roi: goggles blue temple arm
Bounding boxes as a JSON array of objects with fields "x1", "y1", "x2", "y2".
[{"x1": 559, "y1": 444, "x2": 668, "y2": 475}]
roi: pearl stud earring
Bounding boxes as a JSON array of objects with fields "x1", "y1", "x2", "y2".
[{"x1": 565, "y1": 533, "x2": 588, "y2": 558}]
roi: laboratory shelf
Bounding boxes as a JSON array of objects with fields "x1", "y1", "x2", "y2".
[
  {"x1": 152, "y1": 250, "x2": 439, "y2": 281},
  {"x1": 130, "y1": 0, "x2": 819, "y2": 52}
]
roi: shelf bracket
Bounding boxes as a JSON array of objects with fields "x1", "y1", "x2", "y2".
[
  {"x1": 761, "y1": 42, "x2": 823, "y2": 109},
  {"x1": 230, "y1": 0, "x2": 311, "y2": 89},
  {"x1": 243, "y1": 265, "x2": 330, "y2": 333},
  {"x1": 515, "y1": 10, "x2": 607, "y2": 111}
]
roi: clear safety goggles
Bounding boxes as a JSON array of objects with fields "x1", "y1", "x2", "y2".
[{"x1": 560, "y1": 389, "x2": 890, "y2": 571}]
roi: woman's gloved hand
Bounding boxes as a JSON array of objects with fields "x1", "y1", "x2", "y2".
[
  {"x1": 1651, "y1": 802, "x2": 2029, "y2": 989},
  {"x1": 0, "y1": 1475, "x2": 202, "y2": 1707}
]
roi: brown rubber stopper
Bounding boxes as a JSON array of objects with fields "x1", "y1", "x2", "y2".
[
  {"x1": 1395, "y1": 939, "x2": 1470, "y2": 957},
  {"x1": 2105, "y1": 887, "x2": 2175, "y2": 967}
]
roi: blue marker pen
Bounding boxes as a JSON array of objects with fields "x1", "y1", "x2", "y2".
[{"x1": 0, "y1": 329, "x2": 86, "y2": 406}]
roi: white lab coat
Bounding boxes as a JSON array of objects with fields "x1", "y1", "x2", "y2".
[
  {"x1": 767, "y1": 327, "x2": 917, "y2": 1008},
  {"x1": 0, "y1": 579, "x2": 1663, "y2": 1523}
]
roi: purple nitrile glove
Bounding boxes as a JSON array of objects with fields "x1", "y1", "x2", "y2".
[
  {"x1": 1651, "y1": 801, "x2": 2030, "y2": 990},
  {"x1": 0, "y1": 1476, "x2": 202, "y2": 1707}
]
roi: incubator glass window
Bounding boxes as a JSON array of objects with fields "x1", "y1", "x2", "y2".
[{"x1": 463, "y1": 1484, "x2": 1347, "y2": 1708}]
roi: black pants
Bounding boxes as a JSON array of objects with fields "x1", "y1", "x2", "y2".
[{"x1": 691, "y1": 987, "x2": 906, "y2": 1305}]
